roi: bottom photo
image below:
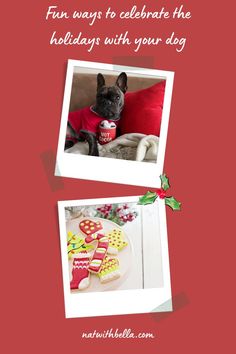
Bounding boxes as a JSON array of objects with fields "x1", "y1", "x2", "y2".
[{"x1": 58, "y1": 196, "x2": 172, "y2": 318}]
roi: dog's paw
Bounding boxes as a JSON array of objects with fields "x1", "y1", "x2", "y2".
[
  {"x1": 89, "y1": 149, "x2": 99, "y2": 157},
  {"x1": 65, "y1": 140, "x2": 75, "y2": 150}
]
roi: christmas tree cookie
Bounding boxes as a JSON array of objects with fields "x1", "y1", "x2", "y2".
[
  {"x1": 70, "y1": 252, "x2": 91, "y2": 290},
  {"x1": 98, "y1": 256, "x2": 121, "y2": 284},
  {"x1": 106, "y1": 229, "x2": 128, "y2": 255},
  {"x1": 67, "y1": 231, "x2": 93, "y2": 259}
]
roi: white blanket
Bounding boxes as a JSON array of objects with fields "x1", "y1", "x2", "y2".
[{"x1": 66, "y1": 133, "x2": 159, "y2": 163}]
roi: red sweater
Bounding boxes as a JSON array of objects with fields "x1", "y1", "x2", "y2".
[{"x1": 68, "y1": 107, "x2": 120, "y2": 137}]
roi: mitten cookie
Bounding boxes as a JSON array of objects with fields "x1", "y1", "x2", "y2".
[
  {"x1": 98, "y1": 256, "x2": 121, "y2": 284},
  {"x1": 70, "y1": 252, "x2": 91, "y2": 290},
  {"x1": 79, "y1": 219, "x2": 103, "y2": 236},
  {"x1": 106, "y1": 229, "x2": 128, "y2": 255},
  {"x1": 85, "y1": 233, "x2": 109, "y2": 273}
]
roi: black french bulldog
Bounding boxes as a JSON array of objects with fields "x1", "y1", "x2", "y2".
[{"x1": 65, "y1": 72, "x2": 128, "y2": 156}]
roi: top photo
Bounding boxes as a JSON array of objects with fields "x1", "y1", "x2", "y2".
[{"x1": 55, "y1": 60, "x2": 174, "y2": 187}]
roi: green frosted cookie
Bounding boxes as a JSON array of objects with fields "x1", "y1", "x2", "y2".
[{"x1": 98, "y1": 256, "x2": 120, "y2": 283}]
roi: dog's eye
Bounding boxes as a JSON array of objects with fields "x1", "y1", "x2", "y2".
[{"x1": 116, "y1": 95, "x2": 120, "y2": 100}]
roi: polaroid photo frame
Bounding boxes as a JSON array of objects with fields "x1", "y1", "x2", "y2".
[
  {"x1": 55, "y1": 60, "x2": 174, "y2": 187},
  {"x1": 58, "y1": 195, "x2": 172, "y2": 318}
]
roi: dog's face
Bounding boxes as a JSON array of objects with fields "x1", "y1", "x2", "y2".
[{"x1": 93, "y1": 72, "x2": 128, "y2": 120}]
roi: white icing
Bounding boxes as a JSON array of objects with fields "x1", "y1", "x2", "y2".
[
  {"x1": 96, "y1": 247, "x2": 107, "y2": 253},
  {"x1": 90, "y1": 259, "x2": 102, "y2": 266},
  {"x1": 107, "y1": 247, "x2": 118, "y2": 255},
  {"x1": 73, "y1": 265, "x2": 88, "y2": 269},
  {"x1": 98, "y1": 236, "x2": 108, "y2": 242},
  {"x1": 100, "y1": 270, "x2": 121, "y2": 283},
  {"x1": 72, "y1": 253, "x2": 91, "y2": 259},
  {"x1": 78, "y1": 277, "x2": 90, "y2": 290},
  {"x1": 74, "y1": 260, "x2": 89, "y2": 265}
]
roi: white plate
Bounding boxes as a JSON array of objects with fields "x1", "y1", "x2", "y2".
[{"x1": 66, "y1": 217, "x2": 133, "y2": 292}]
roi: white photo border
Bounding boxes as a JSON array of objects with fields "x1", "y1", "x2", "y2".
[
  {"x1": 55, "y1": 60, "x2": 174, "y2": 187},
  {"x1": 58, "y1": 195, "x2": 172, "y2": 318}
]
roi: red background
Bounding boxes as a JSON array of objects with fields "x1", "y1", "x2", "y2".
[{"x1": 2, "y1": 0, "x2": 235, "y2": 353}]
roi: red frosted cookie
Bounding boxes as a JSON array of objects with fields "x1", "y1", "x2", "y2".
[
  {"x1": 79, "y1": 219, "x2": 103, "y2": 236},
  {"x1": 85, "y1": 233, "x2": 109, "y2": 274},
  {"x1": 70, "y1": 252, "x2": 91, "y2": 290}
]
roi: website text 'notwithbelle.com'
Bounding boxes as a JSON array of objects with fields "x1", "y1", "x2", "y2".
[{"x1": 82, "y1": 328, "x2": 155, "y2": 339}]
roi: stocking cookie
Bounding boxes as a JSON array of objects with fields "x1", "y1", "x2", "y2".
[
  {"x1": 85, "y1": 233, "x2": 109, "y2": 273},
  {"x1": 70, "y1": 252, "x2": 91, "y2": 290},
  {"x1": 98, "y1": 256, "x2": 121, "y2": 284},
  {"x1": 79, "y1": 219, "x2": 103, "y2": 236},
  {"x1": 106, "y1": 229, "x2": 128, "y2": 255}
]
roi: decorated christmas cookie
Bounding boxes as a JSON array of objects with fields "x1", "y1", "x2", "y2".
[
  {"x1": 85, "y1": 233, "x2": 109, "y2": 273},
  {"x1": 67, "y1": 231, "x2": 93, "y2": 259},
  {"x1": 98, "y1": 256, "x2": 121, "y2": 284},
  {"x1": 106, "y1": 229, "x2": 128, "y2": 255},
  {"x1": 79, "y1": 219, "x2": 103, "y2": 236},
  {"x1": 70, "y1": 252, "x2": 91, "y2": 290}
]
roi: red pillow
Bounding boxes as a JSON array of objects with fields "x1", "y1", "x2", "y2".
[{"x1": 119, "y1": 81, "x2": 166, "y2": 137}]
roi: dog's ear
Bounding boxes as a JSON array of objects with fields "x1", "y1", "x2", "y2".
[
  {"x1": 116, "y1": 72, "x2": 128, "y2": 93},
  {"x1": 97, "y1": 73, "x2": 105, "y2": 91}
]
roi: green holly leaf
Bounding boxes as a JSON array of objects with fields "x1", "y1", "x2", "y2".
[
  {"x1": 165, "y1": 196, "x2": 181, "y2": 211},
  {"x1": 160, "y1": 174, "x2": 170, "y2": 191},
  {"x1": 138, "y1": 191, "x2": 158, "y2": 205}
]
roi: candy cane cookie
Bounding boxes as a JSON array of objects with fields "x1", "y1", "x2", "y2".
[{"x1": 84, "y1": 233, "x2": 109, "y2": 274}]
